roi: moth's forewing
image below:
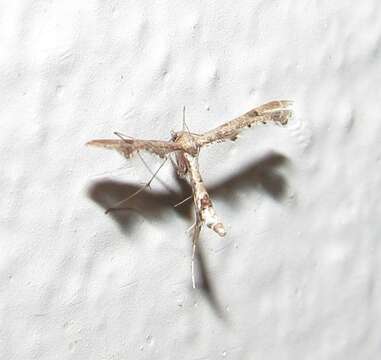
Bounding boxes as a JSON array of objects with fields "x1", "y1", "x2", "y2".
[
  {"x1": 196, "y1": 100, "x2": 293, "y2": 146},
  {"x1": 87, "y1": 139, "x2": 181, "y2": 158}
]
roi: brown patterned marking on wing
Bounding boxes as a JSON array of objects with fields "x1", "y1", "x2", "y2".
[
  {"x1": 252, "y1": 100, "x2": 293, "y2": 116},
  {"x1": 196, "y1": 100, "x2": 293, "y2": 147},
  {"x1": 200, "y1": 194, "x2": 212, "y2": 208},
  {"x1": 86, "y1": 139, "x2": 181, "y2": 158}
]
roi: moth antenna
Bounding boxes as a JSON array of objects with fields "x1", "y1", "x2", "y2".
[
  {"x1": 182, "y1": 106, "x2": 186, "y2": 131},
  {"x1": 181, "y1": 106, "x2": 199, "y2": 153},
  {"x1": 182, "y1": 106, "x2": 192, "y2": 135},
  {"x1": 105, "y1": 157, "x2": 168, "y2": 214}
]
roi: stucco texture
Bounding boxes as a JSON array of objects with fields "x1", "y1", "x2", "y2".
[{"x1": 1, "y1": 1, "x2": 380, "y2": 359}]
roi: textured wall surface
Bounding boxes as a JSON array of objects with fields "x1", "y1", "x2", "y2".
[{"x1": 1, "y1": 1, "x2": 381, "y2": 359}]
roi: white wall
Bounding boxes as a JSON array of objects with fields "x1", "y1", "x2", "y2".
[{"x1": 1, "y1": 1, "x2": 380, "y2": 359}]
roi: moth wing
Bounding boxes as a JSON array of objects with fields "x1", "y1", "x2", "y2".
[
  {"x1": 196, "y1": 100, "x2": 293, "y2": 147},
  {"x1": 86, "y1": 138, "x2": 181, "y2": 159}
]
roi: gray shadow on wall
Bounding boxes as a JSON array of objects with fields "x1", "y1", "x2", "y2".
[
  {"x1": 87, "y1": 151, "x2": 289, "y2": 232},
  {"x1": 209, "y1": 151, "x2": 289, "y2": 204},
  {"x1": 87, "y1": 151, "x2": 290, "y2": 315},
  {"x1": 87, "y1": 173, "x2": 192, "y2": 235}
]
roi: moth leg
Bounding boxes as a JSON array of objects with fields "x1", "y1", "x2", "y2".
[
  {"x1": 173, "y1": 195, "x2": 192, "y2": 208},
  {"x1": 191, "y1": 235, "x2": 197, "y2": 289},
  {"x1": 186, "y1": 221, "x2": 196, "y2": 234},
  {"x1": 191, "y1": 212, "x2": 202, "y2": 289},
  {"x1": 114, "y1": 131, "x2": 157, "y2": 181},
  {"x1": 168, "y1": 153, "x2": 180, "y2": 174},
  {"x1": 105, "y1": 157, "x2": 168, "y2": 214}
]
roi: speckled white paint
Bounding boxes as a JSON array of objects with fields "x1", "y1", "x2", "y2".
[{"x1": 1, "y1": 1, "x2": 381, "y2": 359}]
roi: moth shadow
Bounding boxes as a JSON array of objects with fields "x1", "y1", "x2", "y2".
[
  {"x1": 87, "y1": 151, "x2": 288, "y2": 235},
  {"x1": 87, "y1": 174, "x2": 192, "y2": 235},
  {"x1": 194, "y1": 151, "x2": 289, "y2": 318},
  {"x1": 194, "y1": 243, "x2": 227, "y2": 320},
  {"x1": 210, "y1": 151, "x2": 289, "y2": 204},
  {"x1": 87, "y1": 151, "x2": 289, "y2": 317}
]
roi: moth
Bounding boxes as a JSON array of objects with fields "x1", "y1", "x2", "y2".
[{"x1": 87, "y1": 100, "x2": 293, "y2": 287}]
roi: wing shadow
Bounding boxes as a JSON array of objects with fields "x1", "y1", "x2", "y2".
[
  {"x1": 208, "y1": 151, "x2": 289, "y2": 204},
  {"x1": 192, "y1": 151, "x2": 289, "y2": 318},
  {"x1": 87, "y1": 169, "x2": 192, "y2": 235},
  {"x1": 87, "y1": 151, "x2": 289, "y2": 232},
  {"x1": 87, "y1": 151, "x2": 289, "y2": 315}
]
